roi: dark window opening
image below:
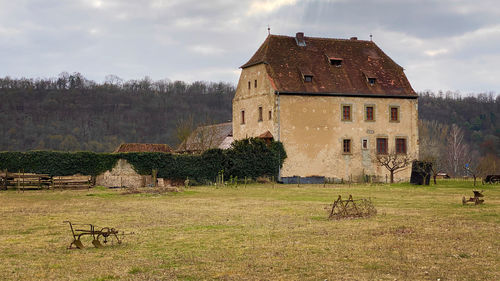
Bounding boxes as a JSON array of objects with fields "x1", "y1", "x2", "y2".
[
  {"x1": 241, "y1": 110, "x2": 245, "y2": 124},
  {"x1": 248, "y1": 81, "x2": 251, "y2": 89},
  {"x1": 342, "y1": 105, "x2": 351, "y2": 121},
  {"x1": 254, "y1": 80, "x2": 257, "y2": 88},
  {"x1": 368, "y1": 77, "x2": 376, "y2": 85},
  {"x1": 304, "y1": 75, "x2": 313, "y2": 82},
  {"x1": 343, "y1": 139, "x2": 351, "y2": 154},
  {"x1": 330, "y1": 59, "x2": 342, "y2": 66},
  {"x1": 366, "y1": 106, "x2": 374, "y2": 121},
  {"x1": 390, "y1": 107, "x2": 399, "y2": 121},
  {"x1": 258, "y1": 106, "x2": 263, "y2": 122},
  {"x1": 376, "y1": 138, "x2": 388, "y2": 154},
  {"x1": 362, "y1": 139, "x2": 368, "y2": 149},
  {"x1": 268, "y1": 110, "x2": 272, "y2": 120},
  {"x1": 396, "y1": 138, "x2": 407, "y2": 154}
]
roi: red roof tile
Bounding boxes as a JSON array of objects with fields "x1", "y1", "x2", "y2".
[
  {"x1": 114, "y1": 143, "x2": 173, "y2": 153},
  {"x1": 241, "y1": 34, "x2": 416, "y2": 97}
]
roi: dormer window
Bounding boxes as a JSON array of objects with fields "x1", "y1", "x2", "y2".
[
  {"x1": 363, "y1": 71, "x2": 377, "y2": 86},
  {"x1": 329, "y1": 58, "x2": 343, "y2": 67},
  {"x1": 299, "y1": 66, "x2": 313, "y2": 83}
]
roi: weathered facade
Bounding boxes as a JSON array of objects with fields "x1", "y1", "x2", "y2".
[{"x1": 233, "y1": 33, "x2": 419, "y2": 182}]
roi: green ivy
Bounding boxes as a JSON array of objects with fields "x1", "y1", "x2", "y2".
[{"x1": 0, "y1": 138, "x2": 287, "y2": 182}]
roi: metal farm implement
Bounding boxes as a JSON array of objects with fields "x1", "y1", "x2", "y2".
[
  {"x1": 328, "y1": 195, "x2": 377, "y2": 220},
  {"x1": 462, "y1": 190, "x2": 485, "y2": 205},
  {"x1": 64, "y1": 221, "x2": 124, "y2": 249}
]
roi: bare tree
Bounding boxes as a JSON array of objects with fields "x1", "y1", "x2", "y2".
[
  {"x1": 176, "y1": 115, "x2": 195, "y2": 151},
  {"x1": 188, "y1": 120, "x2": 222, "y2": 152},
  {"x1": 466, "y1": 152, "x2": 500, "y2": 185},
  {"x1": 374, "y1": 151, "x2": 414, "y2": 183},
  {"x1": 176, "y1": 116, "x2": 225, "y2": 153},
  {"x1": 446, "y1": 124, "x2": 468, "y2": 177},
  {"x1": 418, "y1": 120, "x2": 449, "y2": 183}
]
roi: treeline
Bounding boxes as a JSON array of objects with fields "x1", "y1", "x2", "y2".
[
  {"x1": 0, "y1": 73, "x2": 234, "y2": 151},
  {"x1": 418, "y1": 91, "x2": 500, "y2": 157}
]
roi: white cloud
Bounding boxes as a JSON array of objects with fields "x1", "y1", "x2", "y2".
[
  {"x1": 188, "y1": 45, "x2": 225, "y2": 55},
  {"x1": 425, "y1": 48, "x2": 449, "y2": 57},
  {"x1": 247, "y1": 0, "x2": 298, "y2": 15}
]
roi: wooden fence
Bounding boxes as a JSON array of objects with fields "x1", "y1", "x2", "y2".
[{"x1": 1, "y1": 170, "x2": 92, "y2": 190}]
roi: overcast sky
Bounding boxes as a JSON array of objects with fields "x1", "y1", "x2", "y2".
[{"x1": 1, "y1": 0, "x2": 499, "y2": 93}]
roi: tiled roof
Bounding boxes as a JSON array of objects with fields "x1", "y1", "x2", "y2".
[
  {"x1": 258, "y1": 131, "x2": 274, "y2": 139},
  {"x1": 114, "y1": 143, "x2": 173, "y2": 153},
  {"x1": 241, "y1": 34, "x2": 416, "y2": 97},
  {"x1": 177, "y1": 122, "x2": 233, "y2": 153}
]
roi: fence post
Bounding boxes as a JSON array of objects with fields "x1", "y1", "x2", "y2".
[{"x1": 152, "y1": 169, "x2": 158, "y2": 187}]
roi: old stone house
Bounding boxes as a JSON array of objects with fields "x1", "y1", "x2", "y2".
[{"x1": 232, "y1": 33, "x2": 419, "y2": 182}]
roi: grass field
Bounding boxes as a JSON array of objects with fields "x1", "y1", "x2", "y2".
[{"x1": 0, "y1": 181, "x2": 498, "y2": 280}]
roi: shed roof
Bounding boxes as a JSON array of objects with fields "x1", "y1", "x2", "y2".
[
  {"x1": 177, "y1": 122, "x2": 233, "y2": 153},
  {"x1": 114, "y1": 143, "x2": 173, "y2": 153},
  {"x1": 241, "y1": 34, "x2": 416, "y2": 98}
]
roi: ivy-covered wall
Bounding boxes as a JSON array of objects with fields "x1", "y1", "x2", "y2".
[{"x1": 0, "y1": 138, "x2": 286, "y2": 182}]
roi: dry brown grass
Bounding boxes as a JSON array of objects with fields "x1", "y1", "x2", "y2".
[{"x1": 0, "y1": 181, "x2": 498, "y2": 280}]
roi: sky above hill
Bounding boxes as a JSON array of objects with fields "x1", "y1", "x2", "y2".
[{"x1": 1, "y1": 0, "x2": 499, "y2": 93}]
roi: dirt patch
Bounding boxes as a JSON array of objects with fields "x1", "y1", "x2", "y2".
[{"x1": 121, "y1": 186, "x2": 180, "y2": 195}]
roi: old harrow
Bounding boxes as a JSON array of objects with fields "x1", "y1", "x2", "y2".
[
  {"x1": 64, "y1": 221, "x2": 127, "y2": 249},
  {"x1": 328, "y1": 195, "x2": 377, "y2": 220}
]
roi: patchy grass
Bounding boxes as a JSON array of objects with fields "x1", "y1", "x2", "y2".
[{"x1": 0, "y1": 180, "x2": 498, "y2": 280}]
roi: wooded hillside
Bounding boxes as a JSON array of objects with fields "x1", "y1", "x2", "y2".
[
  {"x1": 0, "y1": 74, "x2": 234, "y2": 152},
  {"x1": 0, "y1": 74, "x2": 498, "y2": 158}
]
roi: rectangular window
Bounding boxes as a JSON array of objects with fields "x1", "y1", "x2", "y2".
[
  {"x1": 343, "y1": 139, "x2": 351, "y2": 154},
  {"x1": 396, "y1": 138, "x2": 407, "y2": 154},
  {"x1": 268, "y1": 110, "x2": 272, "y2": 120},
  {"x1": 248, "y1": 81, "x2": 251, "y2": 90},
  {"x1": 368, "y1": 77, "x2": 376, "y2": 85},
  {"x1": 254, "y1": 80, "x2": 257, "y2": 88},
  {"x1": 390, "y1": 107, "x2": 399, "y2": 122},
  {"x1": 241, "y1": 110, "x2": 245, "y2": 124},
  {"x1": 304, "y1": 75, "x2": 313, "y2": 82},
  {"x1": 258, "y1": 106, "x2": 263, "y2": 122},
  {"x1": 362, "y1": 139, "x2": 368, "y2": 149},
  {"x1": 365, "y1": 106, "x2": 374, "y2": 121},
  {"x1": 342, "y1": 105, "x2": 351, "y2": 121},
  {"x1": 376, "y1": 138, "x2": 388, "y2": 154}
]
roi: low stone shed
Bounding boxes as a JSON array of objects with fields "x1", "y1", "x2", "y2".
[{"x1": 95, "y1": 143, "x2": 172, "y2": 188}]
